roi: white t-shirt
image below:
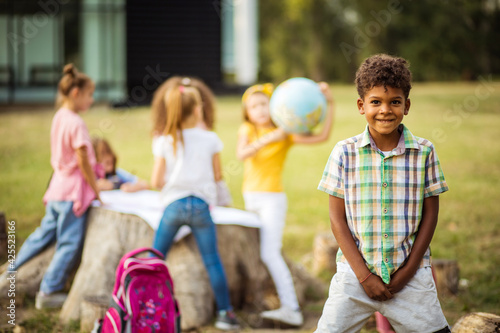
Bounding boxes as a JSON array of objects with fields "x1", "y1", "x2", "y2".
[{"x1": 152, "y1": 128, "x2": 223, "y2": 207}]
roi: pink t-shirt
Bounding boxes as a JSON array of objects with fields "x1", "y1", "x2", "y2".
[{"x1": 43, "y1": 107, "x2": 100, "y2": 217}]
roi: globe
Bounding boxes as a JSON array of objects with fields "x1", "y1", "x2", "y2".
[{"x1": 270, "y1": 77, "x2": 327, "y2": 134}]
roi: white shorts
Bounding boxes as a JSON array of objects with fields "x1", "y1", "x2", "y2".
[{"x1": 315, "y1": 262, "x2": 449, "y2": 333}]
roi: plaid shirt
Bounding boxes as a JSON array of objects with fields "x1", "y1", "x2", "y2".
[{"x1": 318, "y1": 124, "x2": 448, "y2": 283}]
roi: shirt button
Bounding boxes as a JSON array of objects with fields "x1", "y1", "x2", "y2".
[
  {"x1": 382, "y1": 182, "x2": 388, "y2": 188},
  {"x1": 383, "y1": 208, "x2": 388, "y2": 214},
  {"x1": 385, "y1": 258, "x2": 389, "y2": 263},
  {"x1": 384, "y1": 234, "x2": 388, "y2": 238}
]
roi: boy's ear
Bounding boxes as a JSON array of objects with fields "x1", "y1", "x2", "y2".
[
  {"x1": 357, "y1": 98, "x2": 365, "y2": 115},
  {"x1": 404, "y1": 98, "x2": 411, "y2": 115}
]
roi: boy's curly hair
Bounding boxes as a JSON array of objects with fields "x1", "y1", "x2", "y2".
[{"x1": 355, "y1": 54, "x2": 412, "y2": 99}]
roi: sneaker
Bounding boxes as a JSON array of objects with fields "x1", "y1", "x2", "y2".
[
  {"x1": 35, "y1": 291, "x2": 68, "y2": 310},
  {"x1": 215, "y1": 310, "x2": 240, "y2": 330},
  {"x1": 260, "y1": 306, "x2": 303, "y2": 326}
]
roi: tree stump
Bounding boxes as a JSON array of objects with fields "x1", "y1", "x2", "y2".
[
  {"x1": 0, "y1": 245, "x2": 55, "y2": 307},
  {"x1": 80, "y1": 295, "x2": 109, "y2": 332},
  {"x1": 0, "y1": 212, "x2": 7, "y2": 263},
  {"x1": 312, "y1": 232, "x2": 338, "y2": 276},
  {"x1": 57, "y1": 206, "x2": 326, "y2": 330},
  {"x1": 452, "y1": 312, "x2": 500, "y2": 333},
  {"x1": 433, "y1": 259, "x2": 459, "y2": 296}
]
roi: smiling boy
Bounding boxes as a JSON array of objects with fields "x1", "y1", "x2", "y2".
[{"x1": 315, "y1": 54, "x2": 450, "y2": 333}]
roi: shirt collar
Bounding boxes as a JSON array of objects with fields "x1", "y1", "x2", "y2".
[{"x1": 356, "y1": 124, "x2": 420, "y2": 155}]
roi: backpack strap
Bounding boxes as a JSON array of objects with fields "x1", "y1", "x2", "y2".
[{"x1": 122, "y1": 247, "x2": 164, "y2": 261}]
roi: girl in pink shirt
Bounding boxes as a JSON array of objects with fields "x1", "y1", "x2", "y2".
[{"x1": 11, "y1": 64, "x2": 101, "y2": 309}]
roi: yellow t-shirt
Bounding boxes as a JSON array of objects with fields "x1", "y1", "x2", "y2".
[{"x1": 239, "y1": 122, "x2": 293, "y2": 192}]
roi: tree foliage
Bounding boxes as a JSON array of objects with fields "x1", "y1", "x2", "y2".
[{"x1": 259, "y1": 0, "x2": 500, "y2": 82}]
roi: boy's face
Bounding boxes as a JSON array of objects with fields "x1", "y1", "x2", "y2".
[{"x1": 357, "y1": 85, "x2": 410, "y2": 141}]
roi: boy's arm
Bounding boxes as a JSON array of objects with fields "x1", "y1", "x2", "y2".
[
  {"x1": 76, "y1": 146, "x2": 101, "y2": 202},
  {"x1": 387, "y1": 195, "x2": 440, "y2": 294},
  {"x1": 329, "y1": 195, "x2": 393, "y2": 301},
  {"x1": 292, "y1": 82, "x2": 334, "y2": 145}
]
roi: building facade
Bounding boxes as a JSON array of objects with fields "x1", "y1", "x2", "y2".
[{"x1": 0, "y1": 0, "x2": 257, "y2": 105}]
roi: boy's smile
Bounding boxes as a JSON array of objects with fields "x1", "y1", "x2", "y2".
[{"x1": 357, "y1": 85, "x2": 410, "y2": 150}]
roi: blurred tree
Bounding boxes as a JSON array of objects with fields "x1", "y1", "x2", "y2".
[
  {"x1": 259, "y1": 0, "x2": 500, "y2": 82},
  {"x1": 259, "y1": 0, "x2": 356, "y2": 83}
]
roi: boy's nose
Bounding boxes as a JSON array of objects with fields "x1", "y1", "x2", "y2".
[{"x1": 379, "y1": 104, "x2": 390, "y2": 113}]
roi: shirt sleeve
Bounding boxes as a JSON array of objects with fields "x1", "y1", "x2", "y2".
[
  {"x1": 318, "y1": 143, "x2": 345, "y2": 198},
  {"x1": 212, "y1": 133, "x2": 224, "y2": 154},
  {"x1": 152, "y1": 136, "x2": 166, "y2": 158},
  {"x1": 71, "y1": 118, "x2": 92, "y2": 151},
  {"x1": 238, "y1": 122, "x2": 252, "y2": 138},
  {"x1": 424, "y1": 145, "x2": 449, "y2": 197}
]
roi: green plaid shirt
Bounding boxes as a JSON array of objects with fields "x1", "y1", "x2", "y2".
[{"x1": 318, "y1": 124, "x2": 448, "y2": 283}]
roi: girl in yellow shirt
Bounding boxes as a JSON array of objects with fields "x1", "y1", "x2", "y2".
[{"x1": 236, "y1": 83, "x2": 334, "y2": 326}]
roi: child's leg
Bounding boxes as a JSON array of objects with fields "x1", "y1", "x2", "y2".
[
  {"x1": 13, "y1": 202, "x2": 59, "y2": 270},
  {"x1": 152, "y1": 200, "x2": 184, "y2": 256},
  {"x1": 40, "y1": 201, "x2": 87, "y2": 294},
  {"x1": 188, "y1": 196, "x2": 232, "y2": 312},
  {"x1": 244, "y1": 192, "x2": 299, "y2": 310},
  {"x1": 382, "y1": 267, "x2": 449, "y2": 333},
  {"x1": 315, "y1": 263, "x2": 375, "y2": 333}
]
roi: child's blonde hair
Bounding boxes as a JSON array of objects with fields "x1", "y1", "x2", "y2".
[
  {"x1": 92, "y1": 137, "x2": 117, "y2": 174},
  {"x1": 164, "y1": 84, "x2": 202, "y2": 155},
  {"x1": 56, "y1": 64, "x2": 93, "y2": 108},
  {"x1": 152, "y1": 76, "x2": 216, "y2": 135},
  {"x1": 241, "y1": 83, "x2": 274, "y2": 125}
]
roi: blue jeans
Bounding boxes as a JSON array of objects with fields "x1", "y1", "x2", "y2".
[
  {"x1": 153, "y1": 196, "x2": 232, "y2": 312},
  {"x1": 13, "y1": 201, "x2": 87, "y2": 294}
]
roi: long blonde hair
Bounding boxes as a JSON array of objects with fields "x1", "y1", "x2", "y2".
[
  {"x1": 152, "y1": 76, "x2": 216, "y2": 135},
  {"x1": 164, "y1": 84, "x2": 202, "y2": 155}
]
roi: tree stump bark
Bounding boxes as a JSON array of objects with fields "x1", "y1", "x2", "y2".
[
  {"x1": 433, "y1": 259, "x2": 459, "y2": 296},
  {"x1": 0, "y1": 212, "x2": 7, "y2": 263},
  {"x1": 0, "y1": 245, "x2": 55, "y2": 306},
  {"x1": 80, "y1": 295, "x2": 109, "y2": 332},
  {"x1": 312, "y1": 232, "x2": 338, "y2": 276},
  {"x1": 57, "y1": 206, "x2": 325, "y2": 330},
  {"x1": 452, "y1": 312, "x2": 500, "y2": 333}
]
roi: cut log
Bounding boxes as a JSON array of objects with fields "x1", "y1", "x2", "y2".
[
  {"x1": 0, "y1": 212, "x2": 7, "y2": 262},
  {"x1": 0, "y1": 245, "x2": 55, "y2": 306},
  {"x1": 452, "y1": 312, "x2": 500, "y2": 333},
  {"x1": 58, "y1": 206, "x2": 326, "y2": 330},
  {"x1": 80, "y1": 295, "x2": 109, "y2": 332},
  {"x1": 312, "y1": 232, "x2": 338, "y2": 276},
  {"x1": 433, "y1": 259, "x2": 459, "y2": 296}
]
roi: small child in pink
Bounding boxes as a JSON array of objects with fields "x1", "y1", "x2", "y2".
[{"x1": 11, "y1": 64, "x2": 101, "y2": 309}]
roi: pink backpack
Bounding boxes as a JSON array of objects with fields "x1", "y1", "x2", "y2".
[{"x1": 96, "y1": 247, "x2": 180, "y2": 333}]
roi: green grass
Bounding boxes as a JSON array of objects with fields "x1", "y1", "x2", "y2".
[{"x1": 1, "y1": 81, "x2": 500, "y2": 331}]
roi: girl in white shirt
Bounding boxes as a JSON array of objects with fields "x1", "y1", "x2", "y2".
[{"x1": 150, "y1": 84, "x2": 239, "y2": 330}]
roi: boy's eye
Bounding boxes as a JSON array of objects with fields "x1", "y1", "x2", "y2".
[
  {"x1": 370, "y1": 100, "x2": 380, "y2": 105},
  {"x1": 392, "y1": 100, "x2": 401, "y2": 105}
]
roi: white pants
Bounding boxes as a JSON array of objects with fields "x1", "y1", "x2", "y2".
[
  {"x1": 315, "y1": 262, "x2": 449, "y2": 333},
  {"x1": 243, "y1": 192, "x2": 300, "y2": 310}
]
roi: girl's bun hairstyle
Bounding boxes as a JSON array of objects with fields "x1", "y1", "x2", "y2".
[
  {"x1": 62, "y1": 63, "x2": 77, "y2": 77},
  {"x1": 58, "y1": 63, "x2": 92, "y2": 97}
]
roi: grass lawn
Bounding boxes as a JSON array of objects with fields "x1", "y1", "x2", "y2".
[{"x1": 1, "y1": 81, "x2": 500, "y2": 331}]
